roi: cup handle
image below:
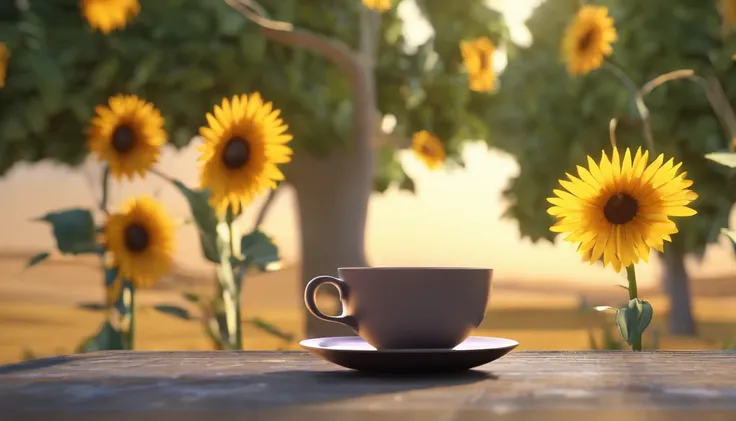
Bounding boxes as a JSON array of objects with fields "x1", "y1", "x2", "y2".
[{"x1": 304, "y1": 275, "x2": 358, "y2": 331}]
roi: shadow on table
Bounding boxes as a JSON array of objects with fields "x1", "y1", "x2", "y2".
[
  {"x1": 0, "y1": 367, "x2": 496, "y2": 413},
  {"x1": 222, "y1": 369, "x2": 496, "y2": 411},
  {"x1": 0, "y1": 355, "x2": 78, "y2": 375}
]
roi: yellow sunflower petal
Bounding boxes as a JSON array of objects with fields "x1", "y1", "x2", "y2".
[
  {"x1": 81, "y1": 0, "x2": 140, "y2": 34},
  {"x1": 547, "y1": 147, "x2": 696, "y2": 273},
  {"x1": 87, "y1": 94, "x2": 167, "y2": 181},
  {"x1": 412, "y1": 130, "x2": 446, "y2": 170},
  {"x1": 104, "y1": 196, "x2": 175, "y2": 288},
  {"x1": 198, "y1": 92, "x2": 293, "y2": 216},
  {"x1": 0, "y1": 43, "x2": 9, "y2": 88},
  {"x1": 362, "y1": 0, "x2": 392, "y2": 13},
  {"x1": 561, "y1": 5, "x2": 618, "y2": 75}
]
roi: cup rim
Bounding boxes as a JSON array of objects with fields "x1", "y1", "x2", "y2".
[{"x1": 338, "y1": 266, "x2": 492, "y2": 271}]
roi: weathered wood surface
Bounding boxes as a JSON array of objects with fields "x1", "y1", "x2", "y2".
[{"x1": 1, "y1": 351, "x2": 735, "y2": 421}]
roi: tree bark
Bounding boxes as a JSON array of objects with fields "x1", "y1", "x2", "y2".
[
  {"x1": 223, "y1": 0, "x2": 378, "y2": 339},
  {"x1": 288, "y1": 145, "x2": 372, "y2": 338},
  {"x1": 659, "y1": 249, "x2": 697, "y2": 336}
]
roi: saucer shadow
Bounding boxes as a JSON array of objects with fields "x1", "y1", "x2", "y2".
[{"x1": 241, "y1": 368, "x2": 497, "y2": 410}]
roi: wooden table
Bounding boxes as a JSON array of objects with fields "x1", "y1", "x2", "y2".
[{"x1": 1, "y1": 351, "x2": 735, "y2": 421}]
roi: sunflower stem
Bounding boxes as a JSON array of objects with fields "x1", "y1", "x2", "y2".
[
  {"x1": 225, "y1": 209, "x2": 243, "y2": 349},
  {"x1": 100, "y1": 165, "x2": 110, "y2": 215},
  {"x1": 124, "y1": 281, "x2": 136, "y2": 350},
  {"x1": 625, "y1": 265, "x2": 642, "y2": 351}
]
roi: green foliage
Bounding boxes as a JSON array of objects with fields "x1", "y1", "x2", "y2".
[
  {"x1": 20, "y1": 349, "x2": 38, "y2": 361},
  {"x1": 722, "y1": 228, "x2": 736, "y2": 255},
  {"x1": 490, "y1": 0, "x2": 736, "y2": 255},
  {"x1": 168, "y1": 180, "x2": 219, "y2": 263},
  {"x1": 76, "y1": 321, "x2": 125, "y2": 352},
  {"x1": 154, "y1": 304, "x2": 193, "y2": 320},
  {"x1": 615, "y1": 298, "x2": 653, "y2": 346},
  {"x1": 0, "y1": 0, "x2": 507, "y2": 191},
  {"x1": 36, "y1": 208, "x2": 98, "y2": 255},
  {"x1": 26, "y1": 251, "x2": 50, "y2": 267},
  {"x1": 586, "y1": 302, "x2": 660, "y2": 350},
  {"x1": 246, "y1": 317, "x2": 294, "y2": 342},
  {"x1": 239, "y1": 229, "x2": 279, "y2": 270},
  {"x1": 373, "y1": 145, "x2": 414, "y2": 193},
  {"x1": 588, "y1": 326, "x2": 626, "y2": 350}
]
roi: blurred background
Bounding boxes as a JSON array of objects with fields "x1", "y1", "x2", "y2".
[{"x1": 1, "y1": 0, "x2": 736, "y2": 363}]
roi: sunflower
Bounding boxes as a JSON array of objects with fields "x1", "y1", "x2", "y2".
[
  {"x1": 81, "y1": 0, "x2": 141, "y2": 34},
  {"x1": 198, "y1": 93, "x2": 293, "y2": 216},
  {"x1": 0, "y1": 43, "x2": 9, "y2": 88},
  {"x1": 105, "y1": 196, "x2": 175, "y2": 288},
  {"x1": 412, "y1": 130, "x2": 446, "y2": 170},
  {"x1": 460, "y1": 36, "x2": 496, "y2": 93},
  {"x1": 562, "y1": 5, "x2": 617, "y2": 76},
  {"x1": 362, "y1": 0, "x2": 392, "y2": 13},
  {"x1": 87, "y1": 94, "x2": 167, "y2": 181},
  {"x1": 547, "y1": 147, "x2": 697, "y2": 272},
  {"x1": 720, "y1": 0, "x2": 736, "y2": 30}
]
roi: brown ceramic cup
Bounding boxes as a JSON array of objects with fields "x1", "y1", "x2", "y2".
[{"x1": 304, "y1": 267, "x2": 492, "y2": 350}]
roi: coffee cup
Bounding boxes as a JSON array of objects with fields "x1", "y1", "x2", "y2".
[{"x1": 304, "y1": 267, "x2": 492, "y2": 350}]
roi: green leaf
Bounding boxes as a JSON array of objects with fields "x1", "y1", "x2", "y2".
[
  {"x1": 90, "y1": 57, "x2": 120, "y2": 90},
  {"x1": 126, "y1": 51, "x2": 162, "y2": 91},
  {"x1": 26, "y1": 252, "x2": 50, "y2": 268},
  {"x1": 615, "y1": 299, "x2": 654, "y2": 346},
  {"x1": 168, "y1": 179, "x2": 219, "y2": 263},
  {"x1": 78, "y1": 321, "x2": 125, "y2": 352},
  {"x1": 373, "y1": 145, "x2": 405, "y2": 193},
  {"x1": 182, "y1": 292, "x2": 202, "y2": 304},
  {"x1": 154, "y1": 305, "x2": 193, "y2": 320},
  {"x1": 705, "y1": 152, "x2": 736, "y2": 168},
  {"x1": 21, "y1": 349, "x2": 38, "y2": 361},
  {"x1": 105, "y1": 267, "x2": 119, "y2": 288},
  {"x1": 37, "y1": 209, "x2": 98, "y2": 255},
  {"x1": 399, "y1": 176, "x2": 416, "y2": 193},
  {"x1": 722, "y1": 228, "x2": 736, "y2": 255},
  {"x1": 722, "y1": 228, "x2": 736, "y2": 244},
  {"x1": 246, "y1": 317, "x2": 294, "y2": 342},
  {"x1": 76, "y1": 302, "x2": 107, "y2": 312},
  {"x1": 240, "y1": 229, "x2": 280, "y2": 269}
]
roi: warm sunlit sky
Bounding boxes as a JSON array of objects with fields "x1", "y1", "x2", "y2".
[{"x1": 0, "y1": 0, "x2": 734, "y2": 288}]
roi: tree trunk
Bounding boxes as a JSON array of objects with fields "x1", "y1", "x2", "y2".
[
  {"x1": 232, "y1": 3, "x2": 379, "y2": 339},
  {"x1": 288, "y1": 144, "x2": 372, "y2": 338},
  {"x1": 659, "y1": 249, "x2": 697, "y2": 336}
]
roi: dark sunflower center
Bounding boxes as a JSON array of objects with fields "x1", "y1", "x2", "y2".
[
  {"x1": 577, "y1": 29, "x2": 595, "y2": 52},
  {"x1": 420, "y1": 144, "x2": 434, "y2": 157},
  {"x1": 479, "y1": 53, "x2": 490, "y2": 71},
  {"x1": 112, "y1": 125, "x2": 136, "y2": 153},
  {"x1": 221, "y1": 137, "x2": 251, "y2": 170},
  {"x1": 124, "y1": 224, "x2": 150, "y2": 253},
  {"x1": 603, "y1": 193, "x2": 638, "y2": 225}
]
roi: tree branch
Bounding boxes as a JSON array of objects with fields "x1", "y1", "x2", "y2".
[
  {"x1": 252, "y1": 185, "x2": 280, "y2": 232},
  {"x1": 602, "y1": 61, "x2": 656, "y2": 153},
  {"x1": 224, "y1": 0, "x2": 374, "y2": 152},
  {"x1": 638, "y1": 69, "x2": 736, "y2": 153}
]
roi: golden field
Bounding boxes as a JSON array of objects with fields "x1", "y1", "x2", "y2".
[{"x1": 1, "y1": 251, "x2": 736, "y2": 364}]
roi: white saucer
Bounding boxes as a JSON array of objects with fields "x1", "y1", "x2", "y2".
[{"x1": 300, "y1": 336, "x2": 518, "y2": 374}]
